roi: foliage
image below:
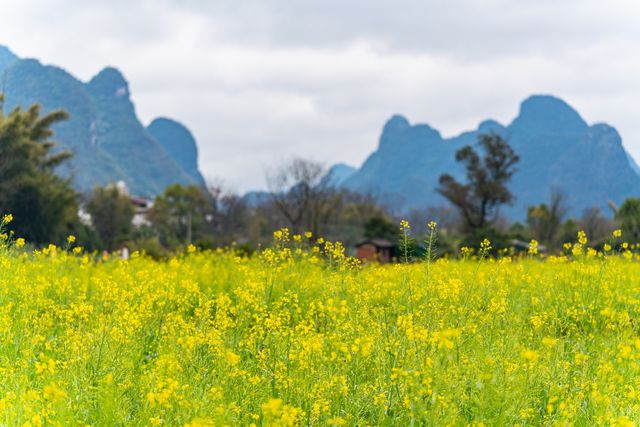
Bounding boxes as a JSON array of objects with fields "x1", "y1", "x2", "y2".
[
  {"x1": 0, "y1": 222, "x2": 639, "y2": 424},
  {"x1": 363, "y1": 215, "x2": 397, "y2": 241},
  {"x1": 526, "y1": 190, "x2": 568, "y2": 250},
  {"x1": 86, "y1": 185, "x2": 135, "y2": 250},
  {"x1": 149, "y1": 184, "x2": 212, "y2": 247},
  {"x1": 0, "y1": 95, "x2": 78, "y2": 244},
  {"x1": 615, "y1": 197, "x2": 640, "y2": 243},
  {"x1": 438, "y1": 133, "x2": 519, "y2": 231},
  {"x1": 457, "y1": 226, "x2": 514, "y2": 255}
]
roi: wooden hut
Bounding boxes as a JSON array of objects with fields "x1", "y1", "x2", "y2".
[{"x1": 355, "y1": 239, "x2": 396, "y2": 263}]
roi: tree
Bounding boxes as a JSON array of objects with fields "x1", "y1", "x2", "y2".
[
  {"x1": 579, "y1": 207, "x2": 613, "y2": 245},
  {"x1": 615, "y1": 197, "x2": 640, "y2": 242},
  {"x1": 526, "y1": 190, "x2": 568, "y2": 249},
  {"x1": 363, "y1": 215, "x2": 398, "y2": 242},
  {"x1": 149, "y1": 184, "x2": 212, "y2": 246},
  {"x1": 86, "y1": 184, "x2": 135, "y2": 250},
  {"x1": 0, "y1": 95, "x2": 78, "y2": 244},
  {"x1": 266, "y1": 158, "x2": 342, "y2": 236},
  {"x1": 437, "y1": 133, "x2": 519, "y2": 231},
  {"x1": 208, "y1": 183, "x2": 248, "y2": 245}
]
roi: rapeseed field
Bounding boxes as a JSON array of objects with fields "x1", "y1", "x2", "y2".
[{"x1": 1, "y1": 216, "x2": 640, "y2": 425}]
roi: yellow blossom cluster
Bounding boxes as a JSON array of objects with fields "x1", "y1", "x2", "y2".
[{"x1": 0, "y1": 223, "x2": 638, "y2": 424}]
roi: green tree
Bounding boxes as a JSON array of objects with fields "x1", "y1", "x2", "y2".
[
  {"x1": 149, "y1": 184, "x2": 212, "y2": 247},
  {"x1": 86, "y1": 184, "x2": 135, "y2": 250},
  {"x1": 437, "y1": 133, "x2": 519, "y2": 231},
  {"x1": 615, "y1": 198, "x2": 640, "y2": 242},
  {"x1": 363, "y1": 215, "x2": 397, "y2": 242},
  {"x1": 0, "y1": 95, "x2": 78, "y2": 244}
]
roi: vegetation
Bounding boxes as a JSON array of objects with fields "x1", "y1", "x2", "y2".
[
  {"x1": 437, "y1": 133, "x2": 519, "y2": 232},
  {"x1": 1, "y1": 215, "x2": 640, "y2": 424},
  {"x1": 0, "y1": 95, "x2": 79, "y2": 244},
  {"x1": 86, "y1": 184, "x2": 134, "y2": 251},
  {"x1": 149, "y1": 184, "x2": 212, "y2": 247},
  {"x1": 615, "y1": 198, "x2": 640, "y2": 243},
  {"x1": 4, "y1": 92, "x2": 640, "y2": 424},
  {"x1": 0, "y1": 95, "x2": 637, "y2": 258}
]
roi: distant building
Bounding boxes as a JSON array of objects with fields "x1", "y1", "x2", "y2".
[
  {"x1": 355, "y1": 239, "x2": 396, "y2": 264},
  {"x1": 130, "y1": 195, "x2": 154, "y2": 227}
]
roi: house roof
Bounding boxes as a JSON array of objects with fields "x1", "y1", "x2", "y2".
[{"x1": 355, "y1": 238, "x2": 396, "y2": 248}]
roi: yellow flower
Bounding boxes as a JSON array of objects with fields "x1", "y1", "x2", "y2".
[
  {"x1": 184, "y1": 418, "x2": 215, "y2": 427},
  {"x1": 577, "y1": 230, "x2": 587, "y2": 245},
  {"x1": 399, "y1": 219, "x2": 410, "y2": 231},
  {"x1": 43, "y1": 383, "x2": 67, "y2": 402},
  {"x1": 262, "y1": 398, "x2": 283, "y2": 416},
  {"x1": 15, "y1": 238, "x2": 25, "y2": 248},
  {"x1": 528, "y1": 240, "x2": 538, "y2": 255},
  {"x1": 521, "y1": 349, "x2": 539, "y2": 363},
  {"x1": 67, "y1": 235, "x2": 76, "y2": 244},
  {"x1": 187, "y1": 244, "x2": 196, "y2": 253},
  {"x1": 2, "y1": 214, "x2": 13, "y2": 224},
  {"x1": 304, "y1": 231, "x2": 312, "y2": 238},
  {"x1": 613, "y1": 229, "x2": 622, "y2": 238},
  {"x1": 225, "y1": 350, "x2": 240, "y2": 366},
  {"x1": 427, "y1": 221, "x2": 437, "y2": 230}
]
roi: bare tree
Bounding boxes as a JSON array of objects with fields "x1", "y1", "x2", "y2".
[
  {"x1": 207, "y1": 181, "x2": 248, "y2": 244},
  {"x1": 579, "y1": 207, "x2": 614, "y2": 244},
  {"x1": 266, "y1": 158, "x2": 342, "y2": 235}
]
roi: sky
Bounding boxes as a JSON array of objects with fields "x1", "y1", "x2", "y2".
[{"x1": 3, "y1": 0, "x2": 640, "y2": 192}]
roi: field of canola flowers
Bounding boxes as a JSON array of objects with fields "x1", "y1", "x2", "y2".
[{"x1": 1, "y1": 216, "x2": 640, "y2": 426}]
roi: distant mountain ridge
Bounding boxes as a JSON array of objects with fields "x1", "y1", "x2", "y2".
[
  {"x1": 0, "y1": 44, "x2": 205, "y2": 196},
  {"x1": 341, "y1": 95, "x2": 640, "y2": 219}
]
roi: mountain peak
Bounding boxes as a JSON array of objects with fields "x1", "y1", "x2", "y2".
[
  {"x1": 324, "y1": 163, "x2": 356, "y2": 187},
  {"x1": 379, "y1": 114, "x2": 443, "y2": 150},
  {"x1": 478, "y1": 119, "x2": 505, "y2": 134},
  {"x1": 344, "y1": 94, "x2": 640, "y2": 218},
  {"x1": 147, "y1": 117, "x2": 205, "y2": 186},
  {"x1": 0, "y1": 44, "x2": 18, "y2": 73},
  {"x1": 511, "y1": 95, "x2": 587, "y2": 133},
  {"x1": 383, "y1": 114, "x2": 411, "y2": 134},
  {"x1": 87, "y1": 67, "x2": 130, "y2": 99}
]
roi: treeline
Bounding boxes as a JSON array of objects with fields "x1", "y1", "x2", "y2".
[
  {"x1": 2, "y1": 97, "x2": 639, "y2": 255},
  {"x1": 80, "y1": 177, "x2": 393, "y2": 257},
  {"x1": 0, "y1": 96, "x2": 390, "y2": 253}
]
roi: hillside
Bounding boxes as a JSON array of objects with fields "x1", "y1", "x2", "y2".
[
  {"x1": 0, "y1": 45, "x2": 205, "y2": 196},
  {"x1": 342, "y1": 95, "x2": 640, "y2": 219},
  {"x1": 147, "y1": 117, "x2": 206, "y2": 187}
]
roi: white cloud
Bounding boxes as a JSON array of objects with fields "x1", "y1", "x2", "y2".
[{"x1": 2, "y1": 0, "x2": 640, "y2": 191}]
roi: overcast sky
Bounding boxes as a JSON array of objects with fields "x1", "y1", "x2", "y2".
[{"x1": 3, "y1": 0, "x2": 640, "y2": 191}]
